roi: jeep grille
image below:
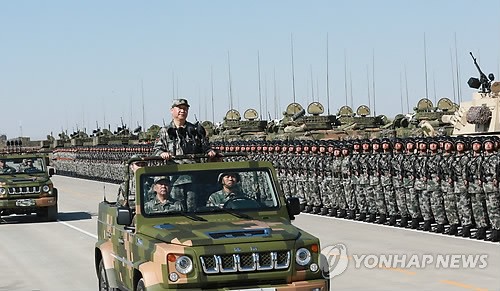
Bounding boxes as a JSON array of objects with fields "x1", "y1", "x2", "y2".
[
  {"x1": 8, "y1": 186, "x2": 40, "y2": 195},
  {"x1": 200, "y1": 250, "x2": 291, "y2": 274}
]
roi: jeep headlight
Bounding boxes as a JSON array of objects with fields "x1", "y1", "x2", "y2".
[
  {"x1": 175, "y1": 255, "x2": 193, "y2": 274},
  {"x1": 296, "y1": 248, "x2": 312, "y2": 266},
  {"x1": 0, "y1": 188, "x2": 5, "y2": 195},
  {"x1": 42, "y1": 185, "x2": 50, "y2": 192}
]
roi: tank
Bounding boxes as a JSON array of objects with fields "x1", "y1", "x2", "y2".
[{"x1": 448, "y1": 52, "x2": 500, "y2": 136}]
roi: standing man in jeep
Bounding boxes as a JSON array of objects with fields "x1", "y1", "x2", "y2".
[{"x1": 154, "y1": 98, "x2": 216, "y2": 161}]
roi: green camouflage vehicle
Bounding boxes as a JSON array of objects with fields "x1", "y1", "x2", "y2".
[
  {"x1": 0, "y1": 153, "x2": 58, "y2": 221},
  {"x1": 95, "y1": 158, "x2": 329, "y2": 291}
]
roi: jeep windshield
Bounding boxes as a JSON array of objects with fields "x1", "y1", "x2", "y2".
[
  {"x1": 0, "y1": 157, "x2": 46, "y2": 175},
  {"x1": 140, "y1": 168, "x2": 279, "y2": 216}
]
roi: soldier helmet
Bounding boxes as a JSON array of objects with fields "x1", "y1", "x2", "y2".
[
  {"x1": 153, "y1": 176, "x2": 171, "y2": 184},
  {"x1": 217, "y1": 172, "x2": 241, "y2": 183}
]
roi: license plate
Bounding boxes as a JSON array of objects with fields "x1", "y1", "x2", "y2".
[{"x1": 15, "y1": 199, "x2": 35, "y2": 207}]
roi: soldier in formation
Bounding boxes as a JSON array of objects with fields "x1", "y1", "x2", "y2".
[{"x1": 213, "y1": 136, "x2": 500, "y2": 242}]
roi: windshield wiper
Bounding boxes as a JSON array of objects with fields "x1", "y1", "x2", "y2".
[
  {"x1": 213, "y1": 208, "x2": 253, "y2": 220},
  {"x1": 167, "y1": 211, "x2": 207, "y2": 222}
]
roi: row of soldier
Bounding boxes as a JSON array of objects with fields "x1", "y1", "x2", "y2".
[{"x1": 214, "y1": 136, "x2": 500, "y2": 242}]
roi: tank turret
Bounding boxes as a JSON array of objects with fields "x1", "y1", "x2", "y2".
[{"x1": 449, "y1": 52, "x2": 500, "y2": 136}]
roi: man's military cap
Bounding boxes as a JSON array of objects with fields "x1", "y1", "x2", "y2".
[{"x1": 171, "y1": 98, "x2": 190, "y2": 108}]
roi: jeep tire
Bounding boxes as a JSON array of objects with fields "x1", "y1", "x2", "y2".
[
  {"x1": 37, "y1": 205, "x2": 58, "y2": 222},
  {"x1": 98, "y1": 259, "x2": 117, "y2": 291},
  {"x1": 136, "y1": 278, "x2": 146, "y2": 291}
]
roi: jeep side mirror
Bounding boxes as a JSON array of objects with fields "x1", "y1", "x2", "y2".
[
  {"x1": 117, "y1": 207, "x2": 132, "y2": 226},
  {"x1": 286, "y1": 197, "x2": 301, "y2": 217},
  {"x1": 48, "y1": 168, "x2": 55, "y2": 177}
]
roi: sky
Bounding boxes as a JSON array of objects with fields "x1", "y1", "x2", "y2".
[{"x1": 1, "y1": 0, "x2": 499, "y2": 140}]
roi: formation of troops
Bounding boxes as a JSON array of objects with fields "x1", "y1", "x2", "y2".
[
  {"x1": 214, "y1": 136, "x2": 500, "y2": 242},
  {"x1": 51, "y1": 135, "x2": 500, "y2": 242}
]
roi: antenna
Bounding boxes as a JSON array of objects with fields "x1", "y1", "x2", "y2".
[
  {"x1": 344, "y1": 50, "x2": 348, "y2": 105},
  {"x1": 423, "y1": 32, "x2": 429, "y2": 98},
  {"x1": 257, "y1": 51, "x2": 263, "y2": 119},
  {"x1": 399, "y1": 71, "x2": 404, "y2": 113},
  {"x1": 450, "y1": 48, "x2": 457, "y2": 103},
  {"x1": 290, "y1": 33, "x2": 296, "y2": 103},
  {"x1": 227, "y1": 51, "x2": 234, "y2": 109},
  {"x1": 326, "y1": 33, "x2": 330, "y2": 115},
  {"x1": 454, "y1": 33, "x2": 461, "y2": 103},
  {"x1": 366, "y1": 64, "x2": 371, "y2": 111},
  {"x1": 210, "y1": 65, "x2": 215, "y2": 123},
  {"x1": 405, "y1": 65, "x2": 410, "y2": 113},
  {"x1": 141, "y1": 79, "x2": 145, "y2": 132},
  {"x1": 273, "y1": 68, "x2": 278, "y2": 119},
  {"x1": 372, "y1": 49, "x2": 376, "y2": 116}
]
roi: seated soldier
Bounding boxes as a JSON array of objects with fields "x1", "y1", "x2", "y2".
[
  {"x1": 207, "y1": 172, "x2": 248, "y2": 208},
  {"x1": 145, "y1": 176, "x2": 184, "y2": 214},
  {"x1": 21, "y1": 159, "x2": 39, "y2": 173},
  {"x1": 0, "y1": 159, "x2": 16, "y2": 174}
]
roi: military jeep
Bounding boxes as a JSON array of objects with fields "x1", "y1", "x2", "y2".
[
  {"x1": 95, "y1": 159, "x2": 329, "y2": 290},
  {"x1": 0, "y1": 153, "x2": 58, "y2": 221}
]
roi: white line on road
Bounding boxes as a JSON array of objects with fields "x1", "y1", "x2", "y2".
[{"x1": 57, "y1": 220, "x2": 98, "y2": 239}]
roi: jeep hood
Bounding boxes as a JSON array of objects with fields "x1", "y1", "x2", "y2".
[
  {"x1": 139, "y1": 218, "x2": 301, "y2": 246},
  {"x1": 0, "y1": 175, "x2": 49, "y2": 184}
]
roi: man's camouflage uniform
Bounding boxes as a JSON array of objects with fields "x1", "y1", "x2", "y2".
[
  {"x1": 467, "y1": 143, "x2": 488, "y2": 239},
  {"x1": 426, "y1": 142, "x2": 446, "y2": 232}
]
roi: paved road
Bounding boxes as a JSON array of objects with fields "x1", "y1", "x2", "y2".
[{"x1": 1, "y1": 176, "x2": 499, "y2": 291}]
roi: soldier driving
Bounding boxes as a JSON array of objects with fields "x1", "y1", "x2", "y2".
[{"x1": 207, "y1": 172, "x2": 247, "y2": 208}]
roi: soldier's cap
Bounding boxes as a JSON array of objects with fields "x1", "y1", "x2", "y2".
[
  {"x1": 171, "y1": 98, "x2": 190, "y2": 108},
  {"x1": 153, "y1": 176, "x2": 171, "y2": 184},
  {"x1": 218, "y1": 172, "x2": 241, "y2": 183}
]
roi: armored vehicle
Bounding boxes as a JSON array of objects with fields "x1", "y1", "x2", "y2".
[
  {"x1": 0, "y1": 153, "x2": 58, "y2": 221},
  {"x1": 95, "y1": 157, "x2": 329, "y2": 291},
  {"x1": 448, "y1": 52, "x2": 500, "y2": 136}
]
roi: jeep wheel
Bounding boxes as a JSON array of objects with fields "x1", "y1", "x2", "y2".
[
  {"x1": 136, "y1": 278, "x2": 146, "y2": 291},
  {"x1": 98, "y1": 260, "x2": 117, "y2": 291},
  {"x1": 37, "y1": 205, "x2": 58, "y2": 221}
]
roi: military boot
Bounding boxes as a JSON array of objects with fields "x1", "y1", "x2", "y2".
[
  {"x1": 313, "y1": 206, "x2": 321, "y2": 214},
  {"x1": 400, "y1": 216, "x2": 408, "y2": 228},
  {"x1": 490, "y1": 229, "x2": 500, "y2": 242},
  {"x1": 378, "y1": 214, "x2": 387, "y2": 224},
  {"x1": 388, "y1": 215, "x2": 397, "y2": 226},
  {"x1": 422, "y1": 220, "x2": 432, "y2": 231},
  {"x1": 435, "y1": 224, "x2": 445, "y2": 234},
  {"x1": 357, "y1": 212, "x2": 367, "y2": 221},
  {"x1": 328, "y1": 208, "x2": 337, "y2": 217},
  {"x1": 368, "y1": 213, "x2": 377, "y2": 223},
  {"x1": 300, "y1": 204, "x2": 306, "y2": 212},
  {"x1": 411, "y1": 218, "x2": 420, "y2": 229},
  {"x1": 462, "y1": 225, "x2": 472, "y2": 237},
  {"x1": 320, "y1": 207, "x2": 329, "y2": 216},
  {"x1": 337, "y1": 209, "x2": 347, "y2": 218},
  {"x1": 305, "y1": 205, "x2": 313, "y2": 213},
  {"x1": 347, "y1": 210, "x2": 356, "y2": 220},
  {"x1": 474, "y1": 227, "x2": 487, "y2": 240},
  {"x1": 447, "y1": 224, "x2": 458, "y2": 236}
]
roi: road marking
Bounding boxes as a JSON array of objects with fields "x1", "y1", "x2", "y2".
[
  {"x1": 57, "y1": 220, "x2": 98, "y2": 239},
  {"x1": 380, "y1": 267, "x2": 416, "y2": 275},
  {"x1": 302, "y1": 213, "x2": 499, "y2": 245},
  {"x1": 440, "y1": 280, "x2": 489, "y2": 291}
]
